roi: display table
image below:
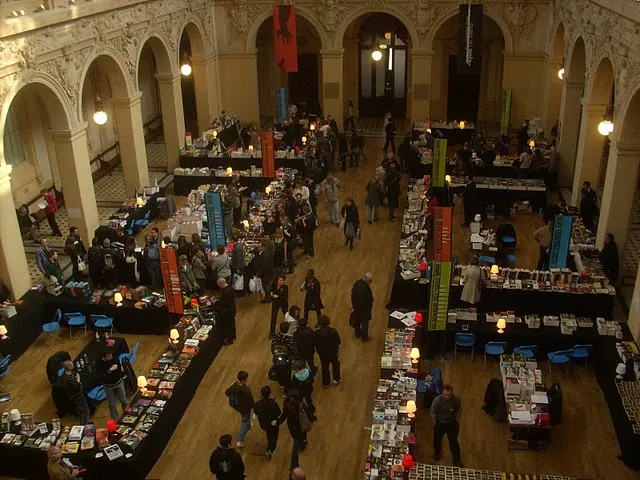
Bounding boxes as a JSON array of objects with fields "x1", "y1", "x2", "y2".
[
  {"x1": 179, "y1": 154, "x2": 306, "y2": 171},
  {"x1": 388, "y1": 266, "x2": 430, "y2": 310},
  {"x1": 94, "y1": 192, "x2": 164, "y2": 244},
  {"x1": 449, "y1": 179, "x2": 547, "y2": 213},
  {"x1": 173, "y1": 174, "x2": 272, "y2": 196}
]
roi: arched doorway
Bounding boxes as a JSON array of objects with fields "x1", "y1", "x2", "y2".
[
  {"x1": 255, "y1": 13, "x2": 323, "y2": 126},
  {"x1": 178, "y1": 22, "x2": 209, "y2": 137},
  {"x1": 179, "y1": 30, "x2": 198, "y2": 137},
  {"x1": 429, "y1": 13, "x2": 505, "y2": 131},
  {"x1": 544, "y1": 22, "x2": 565, "y2": 139},
  {"x1": 558, "y1": 37, "x2": 586, "y2": 190}
]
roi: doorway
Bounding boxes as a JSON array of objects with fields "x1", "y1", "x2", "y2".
[
  {"x1": 447, "y1": 55, "x2": 480, "y2": 121},
  {"x1": 288, "y1": 54, "x2": 319, "y2": 108}
]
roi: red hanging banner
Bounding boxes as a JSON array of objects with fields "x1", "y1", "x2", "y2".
[
  {"x1": 160, "y1": 247, "x2": 184, "y2": 315},
  {"x1": 273, "y1": 4, "x2": 298, "y2": 72},
  {"x1": 434, "y1": 207, "x2": 453, "y2": 262},
  {"x1": 261, "y1": 131, "x2": 275, "y2": 178}
]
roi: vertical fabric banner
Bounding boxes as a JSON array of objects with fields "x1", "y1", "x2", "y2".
[
  {"x1": 549, "y1": 214, "x2": 574, "y2": 269},
  {"x1": 273, "y1": 4, "x2": 298, "y2": 72},
  {"x1": 434, "y1": 207, "x2": 453, "y2": 261},
  {"x1": 500, "y1": 89, "x2": 513, "y2": 137},
  {"x1": 160, "y1": 248, "x2": 184, "y2": 315},
  {"x1": 276, "y1": 87, "x2": 288, "y2": 124},
  {"x1": 261, "y1": 131, "x2": 275, "y2": 178},
  {"x1": 205, "y1": 191, "x2": 227, "y2": 248},
  {"x1": 458, "y1": 4, "x2": 483, "y2": 75},
  {"x1": 428, "y1": 261, "x2": 452, "y2": 331},
  {"x1": 432, "y1": 138, "x2": 448, "y2": 187}
]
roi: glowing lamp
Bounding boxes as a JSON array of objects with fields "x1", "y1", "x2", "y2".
[
  {"x1": 265, "y1": 186, "x2": 272, "y2": 195},
  {"x1": 212, "y1": 130, "x2": 218, "y2": 138},
  {"x1": 371, "y1": 50, "x2": 383, "y2": 62},
  {"x1": 490, "y1": 265, "x2": 499, "y2": 275},
  {"x1": 242, "y1": 220, "x2": 250, "y2": 229},
  {"x1": 557, "y1": 68, "x2": 564, "y2": 80},
  {"x1": 0, "y1": 325, "x2": 7, "y2": 340},
  {"x1": 426, "y1": 128, "x2": 432, "y2": 134},
  {"x1": 415, "y1": 312, "x2": 423, "y2": 324},
  {"x1": 161, "y1": 240, "x2": 166, "y2": 248},
  {"x1": 93, "y1": 109, "x2": 107, "y2": 126},
  {"x1": 616, "y1": 362, "x2": 627, "y2": 380},
  {"x1": 402, "y1": 454, "x2": 414, "y2": 470},
  {"x1": 137, "y1": 376, "x2": 147, "y2": 393},
  {"x1": 180, "y1": 63, "x2": 192, "y2": 76},
  {"x1": 170, "y1": 329, "x2": 180, "y2": 344},
  {"x1": 528, "y1": 139, "x2": 535, "y2": 149},
  {"x1": 410, "y1": 347, "x2": 420, "y2": 364},
  {"x1": 113, "y1": 292, "x2": 123, "y2": 307},
  {"x1": 406, "y1": 400, "x2": 417, "y2": 418},
  {"x1": 497, "y1": 318, "x2": 506, "y2": 334},
  {"x1": 379, "y1": 44, "x2": 388, "y2": 50},
  {"x1": 136, "y1": 197, "x2": 144, "y2": 207},
  {"x1": 445, "y1": 174, "x2": 451, "y2": 184},
  {"x1": 459, "y1": 121, "x2": 466, "y2": 129},
  {"x1": 106, "y1": 419, "x2": 118, "y2": 433},
  {"x1": 598, "y1": 120, "x2": 614, "y2": 136},
  {"x1": 310, "y1": 124, "x2": 316, "y2": 131},
  {"x1": 226, "y1": 167, "x2": 233, "y2": 176},
  {"x1": 248, "y1": 145, "x2": 254, "y2": 151},
  {"x1": 301, "y1": 136, "x2": 307, "y2": 145},
  {"x1": 384, "y1": 32, "x2": 392, "y2": 40}
]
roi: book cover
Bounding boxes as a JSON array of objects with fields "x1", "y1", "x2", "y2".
[
  {"x1": 156, "y1": 389, "x2": 173, "y2": 399},
  {"x1": 162, "y1": 373, "x2": 180, "y2": 382},
  {"x1": 68, "y1": 426, "x2": 84, "y2": 441},
  {"x1": 121, "y1": 415, "x2": 139, "y2": 425},
  {"x1": 158, "y1": 381, "x2": 176, "y2": 390},
  {"x1": 80, "y1": 437, "x2": 95, "y2": 450},
  {"x1": 104, "y1": 443, "x2": 124, "y2": 461},
  {"x1": 95, "y1": 428, "x2": 109, "y2": 449},
  {"x1": 60, "y1": 442, "x2": 79, "y2": 454},
  {"x1": 115, "y1": 425, "x2": 130, "y2": 436}
]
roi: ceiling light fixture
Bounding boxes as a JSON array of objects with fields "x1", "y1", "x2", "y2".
[{"x1": 371, "y1": 50, "x2": 382, "y2": 62}]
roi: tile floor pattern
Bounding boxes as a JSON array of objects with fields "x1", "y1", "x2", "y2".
[
  {"x1": 146, "y1": 141, "x2": 168, "y2": 168},
  {"x1": 408, "y1": 464, "x2": 579, "y2": 480}
]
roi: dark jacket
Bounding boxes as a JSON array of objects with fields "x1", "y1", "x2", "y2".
[
  {"x1": 271, "y1": 332, "x2": 299, "y2": 360},
  {"x1": 62, "y1": 373, "x2": 83, "y2": 400},
  {"x1": 97, "y1": 357, "x2": 123, "y2": 387},
  {"x1": 481, "y1": 149, "x2": 496, "y2": 168},
  {"x1": 209, "y1": 446, "x2": 245, "y2": 479},
  {"x1": 313, "y1": 326, "x2": 341, "y2": 358},
  {"x1": 293, "y1": 325, "x2": 315, "y2": 358},
  {"x1": 291, "y1": 369, "x2": 314, "y2": 399},
  {"x1": 272, "y1": 283, "x2": 288, "y2": 309},
  {"x1": 253, "y1": 397, "x2": 282, "y2": 431},
  {"x1": 45, "y1": 258, "x2": 64, "y2": 284},
  {"x1": 216, "y1": 285, "x2": 237, "y2": 316},
  {"x1": 386, "y1": 170, "x2": 401, "y2": 198},
  {"x1": 351, "y1": 279, "x2": 373, "y2": 320},
  {"x1": 225, "y1": 382, "x2": 254, "y2": 415},
  {"x1": 365, "y1": 180, "x2": 383, "y2": 207},
  {"x1": 277, "y1": 396, "x2": 311, "y2": 437},
  {"x1": 303, "y1": 277, "x2": 324, "y2": 310},
  {"x1": 341, "y1": 204, "x2": 360, "y2": 228},
  {"x1": 385, "y1": 121, "x2": 396, "y2": 140},
  {"x1": 600, "y1": 241, "x2": 619, "y2": 283}
]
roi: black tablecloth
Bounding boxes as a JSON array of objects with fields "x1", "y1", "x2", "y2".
[
  {"x1": 179, "y1": 155, "x2": 306, "y2": 171},
  {"x1": 0, "y1": 292, "x2": 47, "y2": 361},
  {"x1": 173, "y1": 175, "x2": 273, "y2": 196},
  {"x1": 51, "y1": 337, "x2": 129, "y2": 417},
  {"x1": 450, "y1": 185, "x2": 547, "y2": 213},
  {"x1": 40, "y1": 293, "x2": 170, "y2": 336},
  {"x1": 387, "y1": 265, "x2": 430, "y2": 310},
  {"x1": 94, "y1": 192, "x2": 163, "y2": 244},
  {"x1": 428, "y1": 128, "x2": 475, "y2": 145}
]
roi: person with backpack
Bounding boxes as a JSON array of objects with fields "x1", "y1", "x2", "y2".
[
  {"x1": 225, "y1": 371, "x2": 255, "y2": 448},
  {"x1": 313, "y1": 315, "x2": 342, "y2": 388},
  {"x1": 293, "y1": 317, "x2": 317, "y2": 375},
  {"x1": 87, "y1": 237, "x2": 104, "y2": 287},
  {"x1": 271, "y1": 322, "x2": 299, "y2": 396},
  {"x1": 253, "y1": 385, "x2": 282, "y2": 460},
  {"x1": 209, "y1": 434, "x2": 246, "y2": 479},
  {"x1": 275, "y1": 388, "x2": 314, "y2": 472},
  {"x1": 102, "y1": 238, "x2": 120, "y2": 290},
  {"x1": 144, "y1": 234, "x2": 162, "y2": 288},
  {"x1": 290, "y1": 360, "x2": 316, "y2": 418}
]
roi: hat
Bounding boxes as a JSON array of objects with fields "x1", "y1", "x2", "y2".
[{"x1": 220, "y1": 434, "x2": 232, "y2": 447}]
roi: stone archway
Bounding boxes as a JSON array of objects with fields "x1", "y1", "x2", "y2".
[
  {"x1": 543, "y1": 21, "x2": 565, "y2": 138},
  {"x1": 179, "y1": 21, "x2": 211, "y2": 137}
]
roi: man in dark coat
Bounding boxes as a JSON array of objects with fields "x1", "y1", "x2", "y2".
[
  {"x1": 301, "y1": 269, "x2": 323, "y2": 324},
  {"x1": 461, "y1": 177, "x2": 478, "y2": 227},
  {"x1": 253, "y1": 385, "x2": 282, "y2": 459},
  {"x1": 580, "y1": 181, "x2": 599, "y2": 232},
  {"x1": 384, "y1": 118, "x2": 397, "y2": 153},
  {"x1": 600, "y1": 233, "x2": 619, "y2": 284},
  {"x1": 313, "y1": 315, "x2": 341, "y2": 387},
  {"x1": 351, "y1": 273, "x2": 374, "y2": 342},
  {"x1": 209, "y1": 434, "x2": 246, "y2": 479},
  {"x1": 386, "y1": 163, "x2": 401, "y2": 221},
  {"x1": 215, "y1": 277, "x2": 237, "y2": 345},
  {"x1": 293, "y1": 317, "x2": 317, "y2": 374}
]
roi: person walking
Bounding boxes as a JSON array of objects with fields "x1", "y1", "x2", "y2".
[
  {"x1": 284, "y1": 304, "x2": 300, "y2": 337},
  {"x1": 301, "y1": 269, "x2": 323, "y2": 325},
  {"x1": 276, "y1": 388, "x2": 314, "y2": 472},
  {"x1": 61, "y1": 360, "x2": 90, "y2": 425},
  {"x1": 345, "y1": 99, "x2": 356, "y2": 132},
  {"x1": 214, "y1": 277, "x2": 237, "y2": 346},
  {"x1": 36, "y1": 238, "x2": 51, "y2": 277},
  {"x1": 290, "y1": 360, "x2": 316, "y2": 418},
  {"x1": 143, "y1": 235, "x2": 162, "y2": 288},
  {"x1": 225, "y1": 371, "x2": 255, "y2": 448},
  {"x1": 341, "y1": 198, "x2": 360, "y2": 250},
  {"x1": 320, "y1": 173, "x2": 341, "y2": 226},
  {"x1": 384, "y1": 117, "x2": 397, "y2": 153},
  {"x1": 338, "y1": 132, "x2": 349, "y2": 172},
  {"x1": 386, "y1": 163, "x2": 401, "y2": 221},
  {"x1": 97, "y1": 349, "x2": 127, "y2": 421},
  {"x1": 297, "y1": 206, "x2": 317, "y2": 259},
  {"x1": 430, "y1": 384, "x2": 463, "y2": 467},
  {"x1": 349, "y1": 129, "x2": 361, "y2": 167},
  {"x1": 209, "y1": 434, "x2": 246, "y2": 479},
  {"x1": 351, "y1": 273, "x2": 373, "y2": 342},
  {"x1": 256, "y1": 240, "x2": 277, "y2": 300},
  {"x1": 365, "y1": 176, "x2": 383, "y2": 224},
  {"x1": 533, "y1": 217, "x2": 553, "y2": 270},
  {"x1": 269, "y1": 275, "x2": 289, "y2": 339},
  {"x1": 293, "y1": 316, "x2": 317, "y2": 374},
  {"x1": 313, "y1": 315, "x2": 341, "y2": 388},
  {"x1": 271, "y1": 322, "x2": 299, "y2": 395},
  {"x1": 253, "y1": 385, "x2": 282, "y2": 460},
  {"x1": 42, "y1": 188, "x2": 63, "y2": 237}
]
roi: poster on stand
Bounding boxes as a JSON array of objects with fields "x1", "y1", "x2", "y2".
[
  {"x1": 205, "y1": 191, "x2": 227, "y2": 248},
  {"x1": 276, "y1": 87, "x2": 288, "y2": 124},
  {"x1": 273, "y1": 4, "x2": 298, "y2": 72},
  {"x1": 160, "y1": 248, "x2": 184, "y2": 315},
  {"x1": 261, "y1": 132, "x2": 275, "y2": 178},
  {"x1": 500, "y1": 89, "x2": 513, "y2": 137},
  {"x1": 432, "y1": 138, "x2": 448, "y2": 187},
  {"x1": 434, "y1": 207, "x2": 453, "y2": 261},
  {"x1": 458, "y1": 4, "x2": 483, "y2": 75},
  {"x1": 549, "y1": 214, "x2": 573, "y2": 269},
  {"x1": 428, "y1": 261, "x2": 452, "y2": 331}
]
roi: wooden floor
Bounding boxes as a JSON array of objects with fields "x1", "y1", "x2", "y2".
[{"x1": 1, "y1": 140, "x2": 637, "y2": 480}]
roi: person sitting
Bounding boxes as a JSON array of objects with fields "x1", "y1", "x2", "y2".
[
  {"x1": 16, "y1": 204, "x2": 39, "y2": 243},
  {"x1": 47, "y1": 445, "x2": 84, "y2": 480}
]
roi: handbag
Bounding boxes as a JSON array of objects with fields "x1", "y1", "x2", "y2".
[
  {"x1": 349, "y1": 311, "x2": 357, "y2": 328},
  {"x1": 77, "y1": 257, "x2": 88, "y2": 274},
  {"x1": 299, "y1": 403, "x2": 314, "y2": 432},
  {"x1": 268, "y1": 365, "x2": 279, "y2": 381},
  {"x1": 232, "y1": 273, "x2": 244, "y2": 291}
]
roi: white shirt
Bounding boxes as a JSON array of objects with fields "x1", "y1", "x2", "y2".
[{"x1": 284, "y1": 312, "x2": 298, "y2": 336}]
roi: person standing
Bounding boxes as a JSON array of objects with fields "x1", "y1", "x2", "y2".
[
  {"x1": 209, "y1": 434, "x2": 246, "y2": 479},
  {"x1": 36, "y1": 238, "x2": 51, "y2": 277},
  {"x1": 351, "y1": 273, "x2": 373, "y2": 342},
  {"x1": 283, "y1": 304, "x2": 300, "y2": 337},
  {"x1": 87, "y1": 237, "x2": 104, "y2": 287},
  {"x1": 397, "y1": 136, "x2": 412, "y2": 173},
  {"x1": 384, "y1": 117, "x2": 397, "y2": 153},
  {"x1": 533, "y1": 217, "x2": 553, "y2": 270},
  {"x1": 102, "y1": 238, "x2": 120, "y2": 290},
  {"x1": 290, "y1": 360, "x2": 316, "y2": 417},
  {"x1": 269, "y1": 275, "x2": 289, "y2": 339},
  {"x1": 16, "y1": 204, "x2": 39, "y2": 243},
  {"x1": 42, "y1": 188, "x2": 63, "y2": 237},
  {"x1": 517, "y1": 120, "x2": 529, "y2": 155},
  {"x1": 341, "y1": 198, "x2": 360, "y2": 250},
  {"x1": 256, "y1": 241, "x2": 277, "y2": 301},
  {"x1": 293, "y1": 317, "x2": 317, "y2": 374},
  {"x1": 61, "y1": 360, "x2": 89, "y2": 425},
  {"x1": 386, "y1": 163, "x2": 401, "y2": 222},
  {"x1": 215, "y1": 277, "x2": 237, "y2": 346},
  {"x1": 430, "y1": 384, "x2": 463, "y2": 467},
  {"x1": 313, "y1": 315, "x2": 341, "y2": 388},
  {"x1": 229, "y1": 176, "x2": 243, "y2": 227},
  {"x1": 460, "y1": 257, "x2": 482, "y2": 305},
  {"x1": 271, "y1": 322, "x2": 299, "y2": 395},
  {"x1": 301, "y1": 269, "x2": 323, "y2": 325},
  {"x1": 253, "y1": 386, "x2": 282, "y2": 460},
  {"x1": 320, "y1": 173, "x2": 341, "y2": 226},
  {"x1": 349, "y1": 129, "x2": 361, "y2": 167},
  {"x1": 211, "y1": 245, "x2": 232, "y2": 286},
  {"x1": 600, "y1": 233, "x2": 619, "y2": 284},
  {"x1": 365, "y1": 176, "x2": 383, "y2": 224},
  {"x1": 178, "y1": 254, "x2": 199, "y2": 295},
  {"x1": 225, "y1": 371, "x2": 255, "y2": 448},
  {"x1": 191, "y1": 250, "x2": 208, "y2": 295},
  {"x1": 45, "y1": 250, "x2": 64, "y2": 286},
  {"x1": 461, "y1": 177, "x2": 478, "y2": 228},
  {"x1": 297, "y1": 206, "x2": 317, "y2": 259},
  {"x1": 143, "y1": 235, "x2": 161, "y2": 288},
  {"x1": 97, "y1": 349, "x2": 127, "y2": 421},
  {"x1": 276, "y1": 389, "x2": 313, "y2": 472},
  {"x1": 222, "y1": 187, "x2": 234, "y2": 240},
  {"x1": 65, "y1": 227, "x2": 87, "y2": 281},
  {"x1": 580, "y1": 181, "x2": 599, "y2": 232},
  {"x1": 345, "y1": 99, "x2": 356, "y2": 132},
  {"x1": 338, "y1": 132, "x2": 349, "y2": 172}
]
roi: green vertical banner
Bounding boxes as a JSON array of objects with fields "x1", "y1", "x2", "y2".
[
  {"x1": 428, "y1": 261, "x2": 452, "y2": 331},
  {"x1": 500, "y1": 89, "x2": 512, "y2": 137},
  {"x1": 432, "y1": 138, "x2": 448, "y2": 187}
]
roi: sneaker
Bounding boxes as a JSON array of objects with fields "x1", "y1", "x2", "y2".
[
  {"x1": 433, "y1": 452, "x2": 441, "y2": 461},
  {"x1": 236, "y1": 441, "x2": 244, "y2": 448},
  {"x1": 333, "y1": 379, "x2": 341, "y2": 385},
  {"x1": 453, "y1": 461, "x2": 464, "y2": 468},
  {"x1": 266, "y1": 450, "x2": 272, "y2": 461}
]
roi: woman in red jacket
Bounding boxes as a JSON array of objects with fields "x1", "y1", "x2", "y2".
[{"x1": 42, "y1": 188, "x2": 62, "y2": 236}]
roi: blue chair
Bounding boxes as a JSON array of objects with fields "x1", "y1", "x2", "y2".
[
  {"x1": 90, "y1": 314, "x2": 115, "y2": 335},
  {"x1": 548, "y1": 350, "x2": 572, "y2": 376},
  {"x1": 570, "y1": 344, "x2": 593, "y2": 369},
  {"x1": 42, "y1": 309, "x2": 64, "y2": 344},
  {"x1": 0, "y1": 355, "x2": 15, "y2": 388},
  {"x1": 514, "y1": 345, "x2": 538, "y2": 359},
  {"x1": 63, "y1": 312, "x2": 87, "y2": 339},
  {"x1": 502, "y1": 235, "x2": 516, "y2": 245},
  {"x1": 57, "y1": 367, "x2": 65, "y2": 377},
  {"x1": 484, "y1": 341, "x2": 508, "y2": 366},
  {"x1": 87, "y1": 386, "x2": 107, "y2": 417},
  {"x1": 506, "y1": 254, "x2": 517, "y2": 264},
  {"x1": 479, "y1": 256, "x2": 496, "y2": 266},
  {"x1": 119, "y1": 340, "x2": 140, "y2": 366},
  {"x1": 454, "y1": 333, "x2": 476, "y2": 362}
]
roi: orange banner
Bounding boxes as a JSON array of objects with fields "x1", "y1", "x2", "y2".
[
  {"x1": 160, "y1": 247, "x2": 184, "y2": 315},
  {"x1": 261, "y1": 131, "x2": 275, "y2": 178},
  {"x1": 273, "y1": 4, "x2": 298, "y2": 72},
  {"x1": 434, "y1": 207, "x2": 453, "y2": 262}
]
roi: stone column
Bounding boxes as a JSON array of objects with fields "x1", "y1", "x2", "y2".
[
  {"x1": 321, "y1": 49, "x2": 344, "y2": 125},
  {"x1": 111, "y1": 92, "x2": 150, "y2": 197},
  {"x1": 557, "y1": 80, "x2": 584, "y2": 188},
  {"x1": 49, "y1": 124, "x2": 99, "y2": 245},
  {"x1": 596, "y1": 140, "x2": 640, "y2": 254},
  {"x1": 0, "y1": 164, "x2": 32, "y2": 298},
  {"x1": 410, "y1": 50, "x2": 433, "y2": 123},
  {"x1": 629, "y1": 268, "x2": 640, "y2": 342},
  {"x1": 571, "y1": 102, "x2": 607, "y2": 205},
  {"x1": 156, "y1": 72, "x2": 186, "y2": 172},
  {"x1": 502, "y1": 52, "x2": 546, "y2": 127},
  {"x1": 542, "y1": 57, "x2": 564, "y2": 135},
  {"x1": 192, "y1": 53, "x2": 216, "y2": 135},
  {"x1": 217, "y1": 51, "x2": 260, "y2": 125}
]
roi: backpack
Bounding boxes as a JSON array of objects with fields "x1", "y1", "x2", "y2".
[
  {"x1": 104, "y1": 253, "x2": 115, "y2": 270},
  {"x1": 272, "y1": 342, "x2": 290, "y2": 366},
  {"x1": 147, "y1": 246, "x2": 159, "y2": 261},
  {"x1": 228, "y1": 384, "x2": 240, "y2": 410},
  {"x1": 299, "y1": 402, "x2": 314, "y2": 432}
]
